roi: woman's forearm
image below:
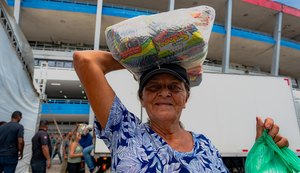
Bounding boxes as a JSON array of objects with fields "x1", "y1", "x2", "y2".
[{"x1": 73, "y1": 50, "x2": 124, "y2": 129}]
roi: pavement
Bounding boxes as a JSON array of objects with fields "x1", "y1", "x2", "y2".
[
  {"x1": 47, "y1": 158, "x2": 63, "y2": 173},
  {"x1": 47, "y1": 157, "x2": 112, "y2": 173}
]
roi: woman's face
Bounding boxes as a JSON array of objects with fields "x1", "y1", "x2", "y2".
[
  {"x1": 76, "y1": 132, "x2": 82, "y2": 141},
  {"x1": 141, "y1": 73, "x2": 189, "y2": 123}
]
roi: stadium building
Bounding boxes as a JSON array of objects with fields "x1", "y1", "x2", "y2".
[{"x1": 1, "y1": 0, "x2": 300, "y2": 172}]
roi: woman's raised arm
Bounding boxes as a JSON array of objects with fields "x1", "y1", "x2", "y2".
[{"x1": 73, "y1": 50, "x2": 124, "y2": 128}]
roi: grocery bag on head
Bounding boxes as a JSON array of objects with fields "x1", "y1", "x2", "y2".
[
  {"x1": 77, "y1": 123, "x2": 93, "y2": 136},
  {"x1": 105, "y1": 6, "x2": 215, "y2": 86}
]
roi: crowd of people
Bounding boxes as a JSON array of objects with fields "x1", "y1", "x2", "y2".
[{"x1": 0, "y1": 111, "x2": 108, "y2": 173}]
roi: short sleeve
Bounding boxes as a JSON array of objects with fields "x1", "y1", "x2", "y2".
[
  {"x1": 17, "y1": 124, "x2": 24, "y2": 138},
  {"x1": 40, "y1": 132, "x2": 50, "y2": 145},
  {"x1": 94, "y1": 96, "x2": 141, "y2": 150}
]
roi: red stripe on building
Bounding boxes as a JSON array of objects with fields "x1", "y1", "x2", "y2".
[
  {"x1": 243, "y1": 0, "x2": 300, "y2": 18},
  {"x1": 243, "y1": 0, "x2": 282, "y2": 11},
  {"x1": 284, "y1": 78, "x2": 290, "y2": 86},
  {"x1": 283, "y1": 6, "x2": 300, "y2": 18}
]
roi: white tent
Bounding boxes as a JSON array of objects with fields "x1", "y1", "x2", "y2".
[{"x1": 0, "y1": 1, "x2": 40, "y2": 172}]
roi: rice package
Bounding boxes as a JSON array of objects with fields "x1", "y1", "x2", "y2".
[{"x1": 105, "y1": 6, "x2": 215, "y2": 86}]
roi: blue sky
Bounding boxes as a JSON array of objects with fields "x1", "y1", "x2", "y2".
[{"x1": 273, "y1": 0, "x2": 300, "y2": 9}]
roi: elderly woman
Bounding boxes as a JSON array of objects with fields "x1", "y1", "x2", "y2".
[{"x1": 73, "y1": 50, "x2": 288, "y2": 172}]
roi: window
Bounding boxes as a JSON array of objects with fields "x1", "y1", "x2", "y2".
[
  {"x1": 56, "y1": 61, "x2": 64, "y2": 67},
  {"x1": 48, "y1": 61, "x2": 56, "y2": 67},
  {"x1": 34, "y1": 60, "x2": 40, "y2": 66},
  {"x1": 64, "y1": 62, "x2": 73, "y2": 68}
]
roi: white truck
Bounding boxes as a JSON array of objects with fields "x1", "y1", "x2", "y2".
[{"x1": 95, "y1": 69, "x2": 300, "y2": 171}]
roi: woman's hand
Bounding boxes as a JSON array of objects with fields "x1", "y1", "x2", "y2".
[{"x1": 256, "y1": 116, "x2": 289, "y2": 148}]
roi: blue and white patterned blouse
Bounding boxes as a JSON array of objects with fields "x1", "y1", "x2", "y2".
[{"x1": 94, "y1": 96, "x2": 229, "y2": 173}]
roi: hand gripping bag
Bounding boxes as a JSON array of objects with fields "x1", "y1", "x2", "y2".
[
  {"x1": 245, "y1": 130, "x2": 300, "y2": 173},
  {"x1": 105, "y1": 6, "x2": 215, "y2": 86}
]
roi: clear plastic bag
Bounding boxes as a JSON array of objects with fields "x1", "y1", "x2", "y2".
[
  {"x1": 245, "y1": 130, "x2": 300, "y2": 173},
  {"x1": 105, "y1": 6, "x2": 215, "y2": 86}
]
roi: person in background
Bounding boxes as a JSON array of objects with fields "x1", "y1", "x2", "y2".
[
  {"x1": 51, "y1": 136, "x2": 62, "y2": 164},
  {"x1": 68, "y1": 132, "x2": 83, "y2": 173},
  {"x1": 78, "y1": 124, "x2": 96, "y2": 173},
  {"x1": 60, "y1": 131, "x2": 72, "y2": 173},
  {"x1": 78, "y1": 124, "x2": 93, "y2": 150},
  {"x1": 50, "y1": 134, "x2": 56, "y2": 157},
  {"x1": 30, "y1": 120, "x2": 52, "y2": 173},
  {"x1": 73, "y1": 50, "x2": 289, "y2": 172},
  {"x1": 0, "y1": 111, "x2": 24, "y2": 173},
  {"x1": 83, "y1": 132, "x2": 98, "y2": 173}
]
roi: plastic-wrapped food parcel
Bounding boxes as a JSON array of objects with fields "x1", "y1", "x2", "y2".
[{"x1": 105, "y1": 6, "x2": 215, "y2": 86}]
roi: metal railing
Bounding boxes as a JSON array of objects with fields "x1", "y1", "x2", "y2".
[
  {"x1": 47, "y1": 99, "x2": 88, "y2": 104},
  {"x1": 42, "y1": 0, "x2": 159, "y2": 14},
  {"x1": 29, "y1": 41, "x2": 95, "y2": 52},
  {"x1": 0, "y1": 1, "x2": 34, "y2": 80},
  {"x1": 42, "y1": 0, "x2": 97, "y2": 6}
]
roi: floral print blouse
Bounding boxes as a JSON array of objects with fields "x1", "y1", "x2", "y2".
[{"x1": 94, "y1": 96, "x2": 229, "y2": 173}]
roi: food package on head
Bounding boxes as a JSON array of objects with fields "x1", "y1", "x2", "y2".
[
  {"x1": 105, "y1": 17, "x2": 158, "y2": 74},
  {"x1": 77, "y1": 123, "x2": 93, "y2": 136},
  {"x1": 105, "y1": 6, "x2": 215, "y2": 86}
]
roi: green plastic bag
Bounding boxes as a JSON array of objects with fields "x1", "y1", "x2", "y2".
[{"x1": 245, "y1": 130, "x2": 300, "y2": 173}]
